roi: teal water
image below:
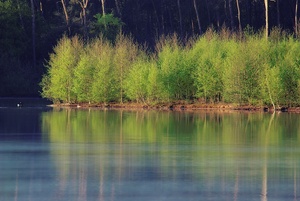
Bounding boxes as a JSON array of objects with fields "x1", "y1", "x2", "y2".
[{"x1": 0, "y1": 104, "x2": 300, "y2": 201}]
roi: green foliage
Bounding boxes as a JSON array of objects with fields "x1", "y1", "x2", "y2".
[
  {"x1": 41, "y1": 35, "x2": 83, "y2": 103},
  {"x1": 191, "y1": 37, "x2": 227, "y2": 102},
  {"x1": 113, "y1": 34, "x2": 139, "y2": 103},
  {"x1": 223, "y1": 39, "x2": 264, "y2": 105},
  {"x1": 89, "y1": 37, "x2": 115, "y2": 103},
  {"x1": 0, "y1": 0, "x2": 29, "y2": 58},
  {"x1": 278, "y1": 38, "x2": 300, "y2": 106},
  {"x1": 124, "y1": 59, "x2": 149, "y2": 103},
  {"x1": 156, "y1": 35, "x2": 195, "y2": 101},
  {"x1": 41, "y1": 32, "x2": 300, "y2": 107},
  {"x1": 73, "y1": 50, "x2": 94, "y2": 102},
  {"x1": 146, "y1": 60, "x2": 165, "y2": 102},
  {"x1": 90, "y1": 13, "x2": 123, "y2": 41}
]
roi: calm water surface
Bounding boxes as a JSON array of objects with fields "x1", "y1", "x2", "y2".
[{"x1": 0, "y1": 100, "x2": 300, "y2": 201}]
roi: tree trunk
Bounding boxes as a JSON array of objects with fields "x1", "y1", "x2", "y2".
[
  {"x1": 295, "y1": 0, "x2": 299, "y2": 36},
  {"x1": 30, "y1": 0, "x2": 36, "y2": 68},
  {"x1": 101, "y1": 0, "x2": 106, "y2": 30},
  {"x1": 193, "y1": 0, "x2": 202, "y2": 34},
  {"x1": 161, "y1": 0, "x2": 165, "y2": 33},
  {"x1": 228, "y1": 0, "x2": 234, "y2": 30},
  {"x1": 101, "y1": 0, "x2": 105, "y2": 16},
  {"x1": 277, "y1": 0, "x2": 280, "y2": 26},
  {"x1": 236, "y1": 0, "x2": 242, "y2": 34},
  {"x1": 205, "y1": 0, "x2": 211, "y2": 25},
  {"x1": 61, "y1": 0, "x2": 71, "y2": 36},
  {"x1": 115, "y1": 0, "x2": 121, "y2": 17},
  {"x1": 177, "y1": 0, "x2": 183, "y2": 37},
  {"x1": 151, "y1": 0, "x2": 160, "y2": 35},
  {"x1": 264, "y1": 0, "x2": 268, "y2": 39},
  {"x1": 79, "y1": 0, "x2": 89, "y2": 41}
]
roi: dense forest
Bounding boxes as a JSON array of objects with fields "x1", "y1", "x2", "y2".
[{"x1": 1, "y1": 0, "x2": 300, "y2": 99}]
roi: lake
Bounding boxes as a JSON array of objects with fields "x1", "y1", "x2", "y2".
[{"x1": 0, "y1": 99, "x2": 300, "y2": 201}]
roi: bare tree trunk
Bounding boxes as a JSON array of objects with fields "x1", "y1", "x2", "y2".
[
  {"x1": 264, "y1": 0, "x2": 269, "y2": 39},
  {"x1": 205, "y1": 0, "x2": 211, "y2": 25},
  {"x1": 79, "y1": 0, "x2": 89, "y2": 41},
  {"x1": 61, "y1": 0, "x2": 71, "y2": 36},
  {"x1": 193, "y1": 0, "x2": 202, "y2": 34},
  {"x1": 161, "y1": 0, "x2": 165, "y2": 33},
  {"x1": 228, "y1": 0, "x2": 234, "y2": 30},
  {"x1": 30, "y1": 0, "x2": 36, "y2": 68},
  {"x1": 177, "y1": 0, "x2": 183, "y2": 37},
  {"x1": 277, "y1": 0, "x2": 280, "y2": 26},
  {"x1": 16, "y1": 0, "x2": 25, "y2": 30},
  {"x1": 115, "y1": 0, "x2": 121, "y2": 17},
  {"x1": 101, "y1": 0, "x2": 106, "y2": 30},
  {"x1": 152, "y1": 0, "x2": 160, "y2": 35},
  {"x1": 101, "y1": 0, "x2": 105, "y2": 16},
  {"x1": 236, "y1": 0, "x2": 242, "y2": 34},
  {"x1": 295, "y1": 0, "x2": 299, "y2": 36}
]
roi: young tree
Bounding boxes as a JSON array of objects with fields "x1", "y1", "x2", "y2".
[
  {"x1": 192, "y1": 36, "x2": 226, "y2": 102},
  {"x1": 113, "y1": 34, "x2": 139, "y2": 103},
  {"x1": 41, "y1": 36, "x2": 83, "y2": 103},
  {"x1": 73, "y1": 47, "x2": 94, "y2": 102},
  {"x1": 90, "y1": 37, "x2": 115, "y2": 103},
  {"x1": 124, "y1": 58, "x2": 149, "y2": 103},
  {"x1": 156, "y1": 35, "x2": 195, "y2": 101}
]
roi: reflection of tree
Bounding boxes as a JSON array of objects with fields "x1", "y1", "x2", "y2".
[
  {"x1": 234, "y1": 165, "x2": 239, "y2": 201},
  {"x1": 294, "y1": 163, "x2": 297, "y2": 201},
  {"x1": 40, "y1": 109, "x2": 300, "y2": 200},
  {"x1": 261, "y1": 113, "x2": 275, "y2": 201},
  {"x1": 14, "y1": 172, "x2": 18, "y2": 201}
]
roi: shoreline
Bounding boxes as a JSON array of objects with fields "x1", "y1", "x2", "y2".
[{"x1": 48, "y1": 102, "x2": 300, "y2": 113}]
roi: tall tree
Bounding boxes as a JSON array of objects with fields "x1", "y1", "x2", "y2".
[
  {"x1": 114, "y1": 0, "x2": 121, "y2": 17},
  {"x1": 78, "y1": 0, "x2": 89, "y2": 41},
  {"x1": 30, "y1": 0, "x2": 36, "y2": 68},
  {"x1": 101, "y1": 0, "x2": 105, "y2": 16},
  {"x1": 228, "y1": 0, "x2": 234, "y2": 30},
  {"x1": 101, "y1": 0, "x2": 106, "y2": 30},
  {"x1": 193, "y1": 0, "x2": 202, "y2": 34},
  {"x1": 264, "y1": 0, "x2": 269, "y2": 39},
  {"x1": 205, "y1": 0, "x2": 211, "y2": 25},
  {"x1": 61, "y1": 0, "x2": 71, "y2": 36},
  {"x1": 151, "y1": 0, "x2": 160, "y2": 36},
  {"x1": 177, "y1": 0, "x2": 183, "y2": 37},
  {"x1": 276, "y1": 0, "x2": 280, "y2": 26},
  {"x1": 295, "y1": 0, "x2": 299, "y2": 36},
  {"x1": 236, "y1": 0, "x2": 242, "y2": 34}
]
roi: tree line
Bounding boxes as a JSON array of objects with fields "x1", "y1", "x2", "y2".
[
  {"x1": 41, "y1": 29, "x2": 300, "y2": 108},
  {"x1": 1, "y1": 0, "x2": 300, "y2": 96}
]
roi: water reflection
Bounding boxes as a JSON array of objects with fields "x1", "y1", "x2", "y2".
[
  {"x1": 40, "y1": 110, "x2": 300, "y2": 200},
  {"x1": 2, "y1": 109, "x2": 300, "y2": 201}
]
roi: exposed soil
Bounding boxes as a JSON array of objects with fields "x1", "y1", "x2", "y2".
[{"x1": 49, "y1": 101, "x2": 300, "y2": 113}]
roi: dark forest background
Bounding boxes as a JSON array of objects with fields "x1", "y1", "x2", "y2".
[{"x1": 1, "y1": 0, "x2": 299, "y2": 96}]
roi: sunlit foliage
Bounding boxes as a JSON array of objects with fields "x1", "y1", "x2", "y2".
[{"x1": 41, "y1": 31, "x2": 300, "y2": 107}]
